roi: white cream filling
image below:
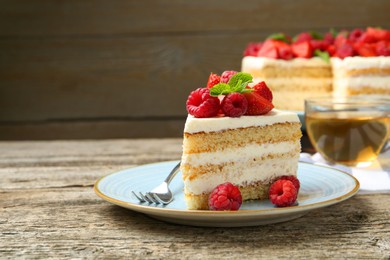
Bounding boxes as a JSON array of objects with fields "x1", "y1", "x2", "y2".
[
  {"x1": 182, "y1": 141, "x2": 299, "y2": 166},
  {"x1": 331, "y1": 56, "x2": 390, "y2": 70},
  {"x1": 184, "y1": 157, "x2": 299, "y2": 195},
  {"x1": 242, "y1": 56, "x2": 329, "y2": 70},
  {"x1": 252, "y1": 77, "x2": 332, "y2": 86},
  {"x1": 184, "y1": 109, "x2": 299, "y2": 134},
  {"x1": 333, "y1": 77, "x2": 390, "y2": 89}
]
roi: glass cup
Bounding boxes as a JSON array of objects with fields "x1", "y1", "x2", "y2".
[{"x1": 305, "y1": 97, "x2": 390, "y2": 167}]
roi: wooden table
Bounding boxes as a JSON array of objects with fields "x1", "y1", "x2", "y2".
[{"x1": 1, "y1": 139, "x2": 389, "y2": 259}]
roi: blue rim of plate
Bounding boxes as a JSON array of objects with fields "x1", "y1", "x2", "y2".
[
  {"x1": 292, "y1": 110, "x2": 305, "y2": 131},
  {"x1": 94, "y1": 160, "x2": 359, "y2": 217},
  {"x1": 279, "y1": 110, "x2": 305, "y2": 131}
]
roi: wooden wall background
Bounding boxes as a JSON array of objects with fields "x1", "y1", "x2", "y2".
[{"x1": 1, "y1": 0, "x2": 390, "y2": 140}]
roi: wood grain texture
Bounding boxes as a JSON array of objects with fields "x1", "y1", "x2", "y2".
[
  {"x1": 1, "y1": 0, "x2": 390, "y2": 139},
  {"x1": 0, "y1": 139, "x2": 389, "y2": 259},
  {"x1": 1, "y1": 0, "x2": 389, "y2": 36},
  {"x1": 0, "y1": 119, "x2": 185, "y2": 140},
  {"x1": 0, "y1": 34, "x2": 249, "y2": 121}
]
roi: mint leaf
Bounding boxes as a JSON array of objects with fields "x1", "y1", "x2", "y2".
[
  {"x1": 231, "y1": 79, "x2": 243, "y2": 92},
  {"x1": 267, "y1": 33, "x2": 290, "y2": 43},
  {"x1": 314, "y1": 49, "x2": 330, "y2": 63},
  {"x1": 209, "y1": 83, "x2": 231, "y2": 96},
  {"x1": 209, "y1": 72, "x2": 254, "y2": 96},
  {"x1": 329, "y1": 28, "x2": 338, "y2": 38},
  {"x1": 240, "y1": 88, "x2": 253, "y2": 94},
  {"x1": 310, "y1": 31, "x2": 323, "y2": 40},
  {"x1": 228, "y1": 72, "x2": 253, "y2": 88}
]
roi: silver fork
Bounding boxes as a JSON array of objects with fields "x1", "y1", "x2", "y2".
[{"x1": 131, "y1": 162, "x2": 181, "y2": 205}]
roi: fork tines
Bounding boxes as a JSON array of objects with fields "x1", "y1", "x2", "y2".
[{"x1": 132, "y1": 191, "x2": 163, "y2": 204}]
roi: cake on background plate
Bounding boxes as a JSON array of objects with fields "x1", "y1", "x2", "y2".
[
  {"x1": 242, "y1": 27, "x2": 390, "y2": 110},
  {"x1": 181, "y1": 71, "x2": 302, "y2": 210}
]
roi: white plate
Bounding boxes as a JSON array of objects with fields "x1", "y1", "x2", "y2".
[{"x1": 94, "y1": 161, "x2": 359, "y2": 227}]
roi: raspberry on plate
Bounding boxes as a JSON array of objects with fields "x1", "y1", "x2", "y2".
[
  {"x1": 221, "y1": 93, "x2": 248, "y2": 117},
  {"x1": 208, "y1": 182, "x2": 242, "y2": 211},
  {"x1": 278, "y1": 175, "x2": 300, "y2": 192},
  {"x1": 269, "y1": 179, "x2": 298, "y2": 207},
  {"x1": 186, "y1": 88, "x2": 220, "y2": 118}
]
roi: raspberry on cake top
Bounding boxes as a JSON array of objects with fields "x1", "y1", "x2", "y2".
[{"x1": 181, "y1": 71, "x2": 302, "y2": 211}]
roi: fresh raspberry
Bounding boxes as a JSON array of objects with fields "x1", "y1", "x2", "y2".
[
  {"x1": 334, "y1": 31, "x2": 349, "y2": 47},
  {"x1": 310, "y1": 39, "x2": 327, "y2": 51},
  {"x1": 243, "y1": 42, "x2": 263, "y2": 57},
  {"x1": 335, "y1": 42, "x2": 355, "y2": 58},
  {"x1": 220, "y1": 70, "x2": 238, "y2": 84},
  {"x1": 294, "y1": 32, "x2": 312, "y2": 43},
  {"x1": 243, "y1": 92, "x2": 274, "y2": 115},
  {"x1": 376, "y1": 41, "x2": 390, "y2": 56},
  {"x1": 269, "y1": 179, "x2": 298, "y2": 207},
  {"x1": 348, "y1": 28, "x2": 364, "y2": 42},
  {"x1": 186, "y1": 88, "x2": 220, "y2": 118},
  {"x1": 208, "y1": 182, "x2": 242, "y2": 211},
  {"x1": 253, "y1": 81, "x2": 273, "y2": 102},
  {"x1": 278, "y1": 175, "x2": 300, "y2": 192},
  {"x1": 206, "y1": 73, "x2": 221, "y2": 89},
  {"x1": 221, "y1": 93, "x2": 248, "y2": 117},
  {"x1": 323, "y1": 32, "x2": 335, "y2": 45}
]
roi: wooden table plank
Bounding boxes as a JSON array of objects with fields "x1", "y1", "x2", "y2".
[
  {"x1": 0, "y1": 139, "x2": 389, "y2": 259},
  {"x1": 0, "y1": 139, "x2": 182, "y2": 166},
  {"x1": 1, "y1": 0, "x2": 389, "y2": 36},
  {"x1": 0, "y1": 119, "x2": 186, "y2": 140}
]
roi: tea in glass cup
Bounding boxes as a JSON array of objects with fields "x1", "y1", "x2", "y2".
[{"x1": 305, "y1": 97, "x2": 390, "y2": 167}]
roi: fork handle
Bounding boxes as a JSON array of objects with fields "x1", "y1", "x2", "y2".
[{"x1": 164, "y1": 162, "x2": 181, "y2": 184}]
